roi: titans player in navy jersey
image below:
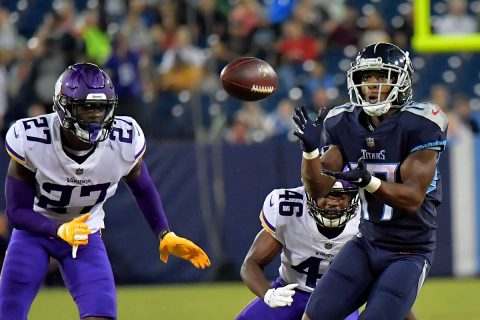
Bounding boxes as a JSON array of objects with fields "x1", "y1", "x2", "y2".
[
  {"x1": 293, "y1": 43, "x2": 447, "y2": 320},
  {"x1": 0, "y1": 63, "x2": 210, "y2": 319}
]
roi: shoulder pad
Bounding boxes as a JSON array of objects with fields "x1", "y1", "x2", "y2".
[
  {"x1": 5, "y1": 121, "x2": 26, "y2": 165},
  {"x1": 260, "y1": 189, "x2": 278, "y2": 235},
  {"x1": 110, "y1": 116, "x2": 146, "y2": 163},
  {"x1": 325, "y1": 103, "x2": 355, "y2": 121},
  {"x1": 401, "y1": 101, "x2": 448, "y2": 132},
  {"x1": 5, "y1": 115, "x2": 54, "y2": 170},
  {"x1": 260, "y1": 187, "x2": 306, "y2": 236}
]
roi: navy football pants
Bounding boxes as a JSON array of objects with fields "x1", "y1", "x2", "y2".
[{"x1": 305, "y1": 235, "x2": 432, "y2": 320}]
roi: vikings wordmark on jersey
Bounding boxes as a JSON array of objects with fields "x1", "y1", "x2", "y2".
[{"x1": 5, "y1": 113, "x2": 146, "y2": 231}]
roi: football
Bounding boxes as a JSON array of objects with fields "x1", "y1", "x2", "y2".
[{"x1": 220, "y1": 57, "x2": 278, "y2": 101}]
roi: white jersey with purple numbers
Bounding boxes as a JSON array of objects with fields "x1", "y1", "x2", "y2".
[
  {"x1": 260, "y1": 186, "x2": 360, "y2": 293},
  {"x1": 5, "y1": 113, "x2": 146, "y2": 232}
]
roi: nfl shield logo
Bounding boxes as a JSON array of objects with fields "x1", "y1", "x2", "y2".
[
  {"x1": 366, "y1": 137, "x2": 375, "y2": 148},
  {"x1": 76, "y1": 168, "x2": 83, "y2": 175},
  {"x1": 325, "y1": 242, "x2": 333, "y2": 249}
]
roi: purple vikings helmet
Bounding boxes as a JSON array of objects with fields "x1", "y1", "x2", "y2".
[
  {"x1": 306, "y1": 179, "x2": 359, "y2": 228},
  {"x1": 53, "y1": 63, "x2": 117, "y2": 143}
]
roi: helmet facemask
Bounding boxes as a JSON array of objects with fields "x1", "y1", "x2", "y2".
[
  {"x1": 53, "y1": 63, "x2": 118, "y2": 144},
  {"x1": 306, "y1": 181, "x2": 359, "y2": 229},
  {"x1": 54, "y1": 95, "x2": 116, "y2": 144},
  {"x1": 347, "y1": 44, "x2": 413, "y2": 116}
]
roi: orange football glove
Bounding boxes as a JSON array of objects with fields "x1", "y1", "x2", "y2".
[
  {"x1": 57, "y1": 213, "x2": 91, "y2": 246},
  {"x1": 159, "y1": 232, "x2": 211, "y2": 269}
]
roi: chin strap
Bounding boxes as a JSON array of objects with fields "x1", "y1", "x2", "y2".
[
  {"x1": 363, "y1": 102, "x2": 391, "y2": 117},
  {"x1": 88, "y1": 123, "x2": 102, "y2": 143}
]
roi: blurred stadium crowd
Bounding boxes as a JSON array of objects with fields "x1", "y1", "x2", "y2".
[{"x1": 1, "y1": 0, "x2": 480, "y2": 144}]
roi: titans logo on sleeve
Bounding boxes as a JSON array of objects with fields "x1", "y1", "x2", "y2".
[{"x1": 323, "y1": 102, "x2": 448, "y2": 252}]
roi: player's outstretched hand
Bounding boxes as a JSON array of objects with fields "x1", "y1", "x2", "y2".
[
  {"x1": 322, "y1": 157, "x2": 372, "y2": 188},
  {"x1": 57, "y1": 213, "x2": 91, "y2": 246},
  {"x1": 293, "y1": 107, "x2": 326, "y2": 152},
  {"x1": 263, "y1": 283, "x2": 298, "y2": 308},
  {"x1": 159, "y1": 232, "x2": 211, "y2": 269}
]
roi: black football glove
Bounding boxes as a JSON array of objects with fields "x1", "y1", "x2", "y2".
[
  {"x1": 322, "y1": 157, "x2": 372, "y2": 188},
  {"x1": 293, "y1": 106, "x2": 327, "y2": 152}
]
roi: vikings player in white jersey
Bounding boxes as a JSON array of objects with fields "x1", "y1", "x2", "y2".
[
  {"x1": 0, "y1": 63, "x2": 210, "y2": 319},
  {"x1": 236, "y1": 180, "x2": 360, "y2": 320}
]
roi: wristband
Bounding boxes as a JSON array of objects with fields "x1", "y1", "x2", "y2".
[
  {"x1": 364, "y1": 176, "x2": 381, "y2": 193},
  {"x1": 302, "y1": 149, "x2": 320, "y2": 160},
  {"x1": 159, "y1": 229, "x2": 172, "y2": 241}
]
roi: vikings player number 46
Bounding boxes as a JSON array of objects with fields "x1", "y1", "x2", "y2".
[{"x1": 278, "y1": 190, "x2": 304, "y2": 217}]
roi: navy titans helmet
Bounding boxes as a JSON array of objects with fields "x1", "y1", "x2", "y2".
[
  {"x1": 306, "y1": 179, "x2": 359, "y2": 228},
  {"x1": 347, "y1": 42, "x2": 414, "y2": 116},
  {"x1": 53, "y1": 63, "x2": 118, "y2": 144}
]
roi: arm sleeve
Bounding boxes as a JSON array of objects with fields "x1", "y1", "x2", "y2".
[
  {"x1": 5, "y1": 175, "x2": 60, "y2": 237},
  {"x1": 125, "y1": 161, "x2": 170, "y2": 238}
]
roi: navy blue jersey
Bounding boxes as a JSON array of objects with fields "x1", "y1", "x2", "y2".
[{"x1": 324, "y1": 101, "x2": 448, "y2": 252}]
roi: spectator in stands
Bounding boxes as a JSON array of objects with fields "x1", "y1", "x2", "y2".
[
  {"x1": 0, "y1": 7, "x2": 19, "y2": 68},
  {"x1": 276, "y1": 19, "x2": 323, "y2": 92},
  {"x1": 213, "y1": 0, "x2": 264, "y2": 64},
  {"x1": 157, "y1": 26, "x2": 206, "y2": 93},
  {"x1": 277, "y1": 19, "x2": 321, "y2": 64},
  {"x1": 358, "y1": 9, "x2": 391, "y2": 49},
  {"x1": 265, "y1": 0, "x2": 296, "y2": 37},
  {"x1": 303, "y1": 61, "x2": 336, "y2": 106},
  {"x1": 224, "y1": 101, "x2": 269, "y2": 144},
  {"x1": 7, "y1": 30, "x2": 78, "y2": 122},
  {"x1": 104, "y1": 33, "x2": 145, "y2": 120},
  {"x1": 433, "y1": 0, "x2": 478, "y2": 35},
  {"x1": 429, "y1": 83, "x2": 451, "y2": 113},
  {"x1": 193, "y1": 0, "x2": 228, "y2": 48},
  {"x1": 79, "y1": 9, "x2": 111, "y2": 65},
  {"x1": 291, "y1": 0, "x2": 331, "y2": 38},
  {"x1": 311, "y1": 87, "x2": 335, "y2": 115},
  {"x1": 265, "y1": 98, "x2": 297, "y2": 141},
  {"x1": 225, "y1": 112, "x2": 252, "y2": 144},
  {"x1": 427, "y1": 84, "x2": 467, "y2": 142},
  {"x1": 119, "y1": 0, "x2": 152, "y2": 53},
  {"x1": 326, "y1": 4, "x2": 361, "y2": 49},
  {"x1": 391, "y1": 2, "x2": 414, "y2": 50},
  {"x1": 0, "y1": 64, "x2": 7, "y2": 132},
  {"x1": 453, "y1": 94, "x2": 480, "y2": 134}
]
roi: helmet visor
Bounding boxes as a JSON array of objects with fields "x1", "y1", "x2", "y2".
[{"x1": 70, "y1": 100, "x2": 115, "y2": 127}]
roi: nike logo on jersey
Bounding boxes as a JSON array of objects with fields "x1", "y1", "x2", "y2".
[
  {"x1": 432, "y1": 108, "x2": 440, "y2": 115},
  {"x1": 269, "y1": 195, "x2": 274, "y2": 207},
  {"x1": 13, "y1": 127, "x2": 19, "y2": 138}
]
